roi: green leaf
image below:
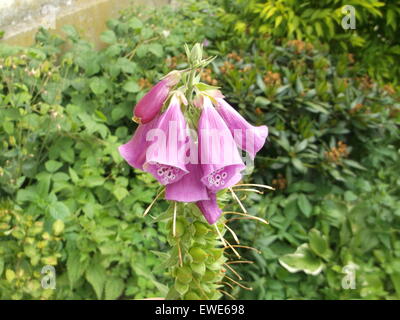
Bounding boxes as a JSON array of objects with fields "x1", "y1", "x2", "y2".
[
  {"x1": 279, "y1": 243, "x2": 324, "y2": 276},
  {"x1": 49, "y1": 202, "x2": 71, "y2": 221},
  {"x1": 86, "y1": 260, "x2": 106, "y2": 299},
  {"x1": 113, "y1": 187, "x2": 129, "y2": 201},
  {"x1": 105, "y1": 277, "x2": 124, "y2": 300},
  {"x1": 0, "y1": 257, "x2": 4, "y2": 277},
  {"x1": 148, "y1": 43, "x2": 163, "y2": 57},
  {"x1": 117, "y1": 58, "x2": 137, "y2": 74},
  {"x1": 85, "y1": 176, "x2": 105, "y2": 187},
  {"x1": 309, "y1": 229, "x2": 330, "y2": 260},
  {"x1": 344, "y1": 191, "x2": 358, "y2": 202},
  {"x1": 100, "y1": 30, "x2": 117, "y2": 44},
  {"x1": 292, "y1": 158, "x2": 307, "y2": 173},
  {"x1": 297, "y1": 194, "x2": 312, "y2": 217},
  {"x1": 128, "y1": 17, "x2": 143, "y2": 29},
  {"x1": 132, "y1": 263, "x2": 168, "y2": 296},
  {"x1": 16, "y1": 188, "x2": 38, "y2": 202},
  {"x1": 122, "y1": 81, "x2": 140, "y2": 93},
  {"x1": 174, "y1": 279, "x2": 189, "y2": 295},
  {"x1": 67, "y1": 251, "x2": 84, "y2": 287},
  {"x1": 90, "y1": 77, "x2": 109, "y2": 95},
  {"x1": 45, "y1": 160, "x2": 63, "y2": 173}
]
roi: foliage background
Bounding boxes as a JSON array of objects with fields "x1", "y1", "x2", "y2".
[{"x1": 0, "y1": 0, "x2": 399, "y2": 299}]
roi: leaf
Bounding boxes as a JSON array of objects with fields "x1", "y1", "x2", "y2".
[
  {"x1": 113, "y1": 187, "x2": 129, "y2": 201},
  {"x1": 279, "y1": 243, "x2": 324, "y2": 276},
  {"x1": 105, "y1": 277, "x2": 124, "y2": 300},
  {"x1": 90, "y1": 77, "x2": 109, "y2": 95},
  {"x1": 16, "y1": 188, "x2": 38, "y2": 203},
  {"x1": 86, "y1": 260, "x2": 106, "y2": 299},
  {"x1": 304, "y1": 101, "x2": 329, "y2": 114},
  {"x1": 344, "y1": 191, "x2": 357, "y2": 202},
  {"x1": 0, "y1": 257, "x2": 4, "y2": 277},
  {"x1": 128, "y1": 17, "x2": 143, "y2": 29},
  {"x1": 69, "y1": 167, "x2": 79, "y2": 183},
  {"x1": 174, "y1": 279, "x2": 189, "y2": 295},
  {"x1": 122, "y1": 81, "x2": 140, "y2": 93},
  {"x1": 85, "y1": 176, "x2": 105, "y2": 187},
  {"x1": 297, "y1": 194, "x2": 312, "y2": 217},
  {"x1": 67, "y1": 251, "x2": 84, "y2": 287},
  {"x1": 148, "y1": 43, "x2": 163, "y2": 57},
  {"x1": 292, "y1": 158, "x2": 307, "y2": 173},
  {"x1": 287, "y1": 181, "x2": 316, "y2": 193},
  {"x1": 117, "y1": 58, "x2": 137, "y2": 74},
  {"x1": 255, "y1": 96, "x2": 271, "y2": 107},
  {"x1": 309, "y1": 229, "x2": 330, "y2": 260},
  {"x1": 132, "y1": 263, "x2": 168, "y2": 296},
  {"x1": 49, "y1": 202, "x2": 71, "y2": 221},
  {"x1": 45, "y1": 160, "x2": 62, "y2": 173},
  {"x1": 100, "y1": 30, "x2": 117, "y2": 44}
]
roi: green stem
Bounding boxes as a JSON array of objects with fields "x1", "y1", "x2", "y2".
[{"x1": 164, "y1": 202, "x2": 227, "y2": 300}]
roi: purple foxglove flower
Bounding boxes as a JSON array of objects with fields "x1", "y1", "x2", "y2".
[
  {"x1": 133, "y1": 71, "x2": 180, "y2": 124},
  {"x1": 198, "y1": 97, "x2": 245, "y2": 192},
  {"x1": 144, "y1": 95, "x2": 189, "y2": 185},
  {"x1": 165, "y1": 163, "x2": 209, "y2": 202},
  {"x1": 118, "y1": 115, "x2": 160, "y2": 171},
  {"x1": 196, "y1": 192, "x2": 222, "y2": 225},
  {"x1": 215, "y1": 98, "x2": 268, "y2": 159}
]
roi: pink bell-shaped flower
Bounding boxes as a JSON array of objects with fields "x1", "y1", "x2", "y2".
[
  {"x1": 198, "y1": 96, "x2": 245, "y2": 192},
  {"x1": 118, "y1": 115, "x2": 160, "y2": 171},
  {"x1": 144, "y1": 95, "x2": 189, "y2": 185},
  {"x1": 215, "y1": 98, "x2": 268, "y2": 159},
  {"x1": 133, "y1": 71, "x2": 180, "y2": 124},
  {"x1": 196, "y1": 192, "x2": 222, "y2": 225}
]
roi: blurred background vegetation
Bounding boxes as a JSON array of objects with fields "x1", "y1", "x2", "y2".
[{"x1": 0, "y1": 0, "x2": 399, "y2": 299}]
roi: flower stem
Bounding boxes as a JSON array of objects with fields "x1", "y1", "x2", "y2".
[{"x1": 164, "y1": 202, "x2": 227, "y2": 300}]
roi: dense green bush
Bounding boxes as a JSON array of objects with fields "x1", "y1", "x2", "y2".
[
  {"x1": 207, "y1": 34, "x2": 400, "y2": 299},
  {"x1": 0, "y1": 3, "x2": 211, "y2": 299},
  {"x1": 214, "y1": 0, "x2": 400, "y2": 84},
  {"x1": 1, "y1": 0, "x2": 399, "y2": 299}
]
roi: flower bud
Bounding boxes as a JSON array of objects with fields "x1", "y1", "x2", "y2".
[
  {"x1": 176, "y1": 266, "x2": 192, "y2": 284},
  {"x1": 189, "y1": 247, "x2": 207, "y2": 263},
  {"x1": 133, "y1": 71, "x2": 180, "y2": 124}
]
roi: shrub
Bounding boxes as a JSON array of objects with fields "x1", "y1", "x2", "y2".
[
  {"x1": 214, "y1": 0, "x2": 400, "y2": 84},
  {"x1": 0, "y1": 0, "x2": 399, "y2": 299}
]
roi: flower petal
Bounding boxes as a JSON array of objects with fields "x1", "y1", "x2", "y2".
[
  {"x1": 196, "y1": 192, "x2": 222, "y2": 224},
  {"x1": 118, "y1": 115, "x2": 160, "y2": 171},
  {"x1": 144, "y1": 95, "x2": 189, "y2": 185},
  {"x1": 133, "y1": 72, "x2": 180, "y2": 124},
  {"x1": 166, "y1": 163, "x2": 209, "y2": 202},
  {"x1": 215, "y1": 98, "x2": 268, "y2": 158},
  {"x1": 198, "y1": 97, "x2": 245, "y2": 192}
]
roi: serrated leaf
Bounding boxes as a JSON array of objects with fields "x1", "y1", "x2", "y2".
[
  {"x1": 67, "y1": 251, "x2": 84, "y2": 287},
  {"x1": 105, "y1": 277, "x2": 124, "y2": 300},
  {"x1": 49, "y1": 202, "x2": 71, "y2": 221},
  {"x1": 86, "y1": 260, "x2": 106, "y2": 299}
]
